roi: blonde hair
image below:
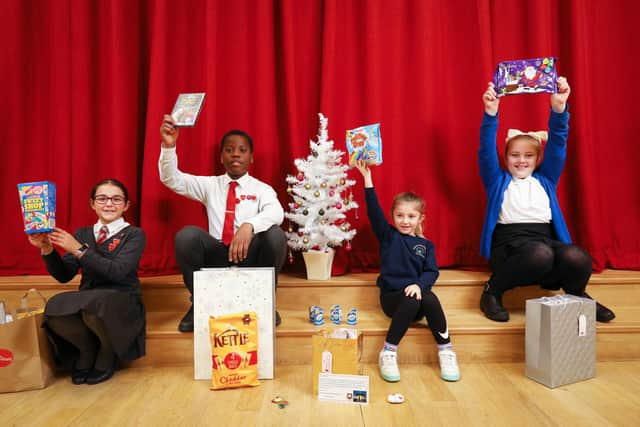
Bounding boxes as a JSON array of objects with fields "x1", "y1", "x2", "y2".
[
  {"x1": 391, "y1": 192, "x2": 426, "y2": 237},
  {"x1": 504, "y1": 135, "x2": 542, "y2": 159}
]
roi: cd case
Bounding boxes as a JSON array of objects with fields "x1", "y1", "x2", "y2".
[{"x1": 171, "y1": 93, "x2": 206, "y2": 127}]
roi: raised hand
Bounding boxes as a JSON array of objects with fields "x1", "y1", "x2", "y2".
[
  {"x1": 551, "y1": 77, "x2": 571, "y2": 113},
  {"x1": 354, "y1": 159, "x2": 373, "y2": 188},
  {"x1": 160, "y1": 114, "x2": 180, "y2": 148},
  {"x1": 483, "y1": 82, "x2": 500, "y2": 116}
]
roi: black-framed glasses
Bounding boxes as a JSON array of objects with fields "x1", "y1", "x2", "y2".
[{"x1": 93, "y1": 195, "x2": 126, "y2": 205}]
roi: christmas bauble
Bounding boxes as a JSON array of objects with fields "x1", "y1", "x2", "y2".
[
  {"x1": 335, "y1": 202, "x2": 342, "y2": 209},
  {"x1": 304, "y1": 183, "x2": 311, "y2": 190},
  {"x1": 314, "y1": 191, "x2": 320, "y2": 197},
  {"x1": 298, "y1": 231, "x2": 304, "y2": 236},
  {"x1": 297, "y1": 173, "x2": 304, "y2": 181},
  {"x1": 303, "y1": 209, "x2": 309, "y2": 215},
  {"x1": 341, "y1": 225, "x2": 348, "y2": 232},
  {"x1": 288, "y1": 227, "x2": 293, "y2": 233},
  {"x1": 343, "y1": 199, "x2": 349, "y2": 205},
  {"x1": 320, "y1": 182, "x2": 327, "y2": 188},
  {"x1": 294, "y1": 203, "x2": 300, "y2": 209},
  {"x1": 340, "y1": 178, "x2": 346, "y2": 185},
  {"x1": 318, "y1": 209, "x2": 325, "y2": 216},
  {"x1": 303, "y1": 237, "x2": 309, "y2": 244},
  {"x1": 287, "y1": 186, "x2": 293, "y2": 194},
  {"x1": 329, "y1": 190, "x2": 335, "y2": 197},
  {"x1": 312, "y1": 150, "x2": 318, "y2": 157}
]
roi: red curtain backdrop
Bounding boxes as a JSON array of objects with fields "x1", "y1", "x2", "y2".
[{"x1": 2, "y1": 0, "x2": 639, "y2": 276}]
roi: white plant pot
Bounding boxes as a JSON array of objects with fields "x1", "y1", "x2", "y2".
[{"x1": 302, "y1": 248, "x2": 335, "y2": 280}]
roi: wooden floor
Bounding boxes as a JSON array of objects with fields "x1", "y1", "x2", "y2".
[
  {"x1": 1, "y1": 270, "x2": 639, "y2": 425},
  {"x1": 1, "y1": 362, "x2": 640, "y2": 426}
]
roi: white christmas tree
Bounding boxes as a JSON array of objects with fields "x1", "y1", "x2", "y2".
[{"x1": 285, "y1": 113, "x2": 358, "y2": 261}]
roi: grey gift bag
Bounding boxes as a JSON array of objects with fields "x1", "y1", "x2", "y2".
[{"x1": 525, "y1": 295, "x2": 596, "y2": 388}]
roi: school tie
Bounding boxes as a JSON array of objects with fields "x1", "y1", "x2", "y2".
[
  {"x1": 222, "y1": 181, "x2": 239, "y2": 245},
  {"x1": 96, "y1": 225, "x2": 109, "y2": 245}
]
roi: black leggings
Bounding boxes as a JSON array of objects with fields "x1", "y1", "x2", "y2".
[
  {"x1": 488, "y1": 225, "x2": 592, "y2": 296},
  {"x1": 380, "y1": 290, "x2": 450, "y2": 346}
]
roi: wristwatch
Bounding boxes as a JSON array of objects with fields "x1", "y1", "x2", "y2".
[{"x1": 76, "y1": 243, "x2": 90, "y2": 257}]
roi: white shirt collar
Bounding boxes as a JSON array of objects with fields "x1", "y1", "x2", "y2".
[
  {"x1": 93, "y1": 217, "x2": 129, "y2": 238},
  {"x1": 222, "y1": 173, "x2": 251, "y2": 188}
]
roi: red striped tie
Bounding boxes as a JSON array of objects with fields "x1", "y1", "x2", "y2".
[
  {"x1": 96, "y1": 225, "x2": 109, "y2": 245},
  {"x1": 222, "y1": 181, "x2": 239, "y2": 245}
]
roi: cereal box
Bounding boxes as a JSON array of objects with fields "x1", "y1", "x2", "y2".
[
  {"x1": 17, "y1": 181, "x2": 56, "y2": 234},
  {"x1": 346, "y1": 123, "x2": 382, "y2": 166},
  {"x1": 493, "y1": 57, "x2": 558, "y2": 97}
]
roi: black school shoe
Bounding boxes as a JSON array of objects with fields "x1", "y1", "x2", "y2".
[
  {"x1": 86, "y1": 365, "x2": 116, "y2": 385},
  {"x1": 71, "y1": 367, "x2": 91, "y2": 385},
  {"x1": 480, "y1": 291, "x2": 510, "y2": 322},
  {"x1": 582, "y1": 292, "x2": 616, "y2": 322},
  {"x1": 178, "y1": 305, "x2": 194, "y2": 332}
]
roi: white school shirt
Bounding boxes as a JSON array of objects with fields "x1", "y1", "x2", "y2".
[
  {"x1": 498, "y1": 175, "x2": 552, "y2": 224},
  {"x1": 159, "y1": 146, "x2": 284, "y2": 240},
  {"x1": 94, "y1": 217, "x2": 130, "y2": 241}
]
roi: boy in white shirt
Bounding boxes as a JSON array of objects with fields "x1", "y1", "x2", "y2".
[{"x1": 159, "y1": 116, "x2": 286, "y2": 332}]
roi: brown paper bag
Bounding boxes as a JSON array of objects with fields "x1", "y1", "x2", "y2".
[
  {"x1": 311, "y1": 328, "x2": 362, "y2": 394},
  {"x1": 0, "y1": 312, "x2": 55, "y2": 393}
]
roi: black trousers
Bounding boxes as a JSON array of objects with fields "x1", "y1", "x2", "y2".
[
  {"x1": 174, "y1": 225, "x2": 287, "y2": 298},
  {"x1": 380, "y1": 289, "x2": 450, "y2": 346},
  {"x1": 487, "y1": 223, "x2": 592, "y2": 296}
]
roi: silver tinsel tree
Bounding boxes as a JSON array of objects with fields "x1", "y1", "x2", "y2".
[{"x1": 285, "y1": 113, "x2": 358, "y2": 262}]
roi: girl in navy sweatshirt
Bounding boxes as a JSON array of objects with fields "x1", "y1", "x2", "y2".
[{"x1": 355, "y1": 160, "x2": 460, "y2": 382}]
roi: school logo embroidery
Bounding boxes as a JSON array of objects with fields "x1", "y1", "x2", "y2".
[
  {"x1": 413, "y1": 244, "x2": 427, "y2": 258},
  {"x1": 108, "y1": 238, "x2": 121, "y2": 252}
]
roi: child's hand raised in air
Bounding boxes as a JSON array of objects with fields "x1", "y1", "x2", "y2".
[
  {"x1": 354, "y1": 160, "x2": 373, "y2": 188},
  {"x1": 551, "y1": 77, "x2": 571, "y2": 113},
  {"x1": 482, "y1": 82, "x2": 500, "y2": 116},
  {"x1": 404, "y1": 284, "x2": 422, "y2": 301}
]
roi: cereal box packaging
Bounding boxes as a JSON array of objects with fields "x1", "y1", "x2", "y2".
[
  {"x1": 209, "y1": 312, "x2": 260, "y2": 390},
  {"x1": 346, "y1": 123, "x2": 382, "y2": 166},
  {"x1": 493, "y1": 57, "x2": 558, "y2": 97},
  {"x1": 17, "y1": 181, "x2": 56, "y2": 234}
]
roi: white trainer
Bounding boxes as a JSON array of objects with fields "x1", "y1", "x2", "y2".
[
  {"x1": 438, "y1": 349, "x2": 460, "y2": 382},
  {"x1": 379, "y1": 350, "x2": 401, "y2": 382}
]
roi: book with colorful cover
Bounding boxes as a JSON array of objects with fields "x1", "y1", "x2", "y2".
[
  {"x1": 346, "y1": 123, "x2": 382, "y2": 166},
  {"x1": 493, "y1": 57, "x2": 558, "y2": 97},
  {"x1": 171, "y1": 92, "x2": 206, "y2": 127},
  {"x1": 17, "y1": 181, "x2": 56, "y2": 234}
]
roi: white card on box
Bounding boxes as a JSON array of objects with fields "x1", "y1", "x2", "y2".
[{"x1": 193, "y1": 267, "x2": 275, "y2": 380}]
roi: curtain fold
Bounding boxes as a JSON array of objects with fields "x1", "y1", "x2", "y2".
[{"x1": 2, "y1": 0, "x2": 639, "y2": 275}]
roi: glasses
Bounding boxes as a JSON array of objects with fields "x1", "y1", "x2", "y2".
[{"x1": 93, "y1": 195, "x2": 126, "y2": 205}]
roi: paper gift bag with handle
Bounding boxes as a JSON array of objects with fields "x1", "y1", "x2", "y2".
[
  {"x1": 311, "y1": 328, "x2": 362, "y2": 394},
  {"x1": 525, "y1": 294, "x2": 596, "y2": 388},
  {"x1": 0, "y1": 289, "x2": 54, "y2": 393}
]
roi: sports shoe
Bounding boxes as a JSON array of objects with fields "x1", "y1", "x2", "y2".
[
  {"x1": 378, "y1": 350, "x2": 401, "y2": 382},
  {"x1": 438, "y1": 349, "x2": 460, "y2": 382}
]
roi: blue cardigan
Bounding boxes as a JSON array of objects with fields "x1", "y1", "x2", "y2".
[
  {"x1": 364, "y1": 188, "x2": 439, "y2": 295},
  {"x1": 478, "y1": 108, "x2": 571, "y2": 259}
]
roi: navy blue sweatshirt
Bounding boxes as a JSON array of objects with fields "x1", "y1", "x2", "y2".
[{"x1": 364, "y1": 188, "x2": 439, "y2": 295}]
